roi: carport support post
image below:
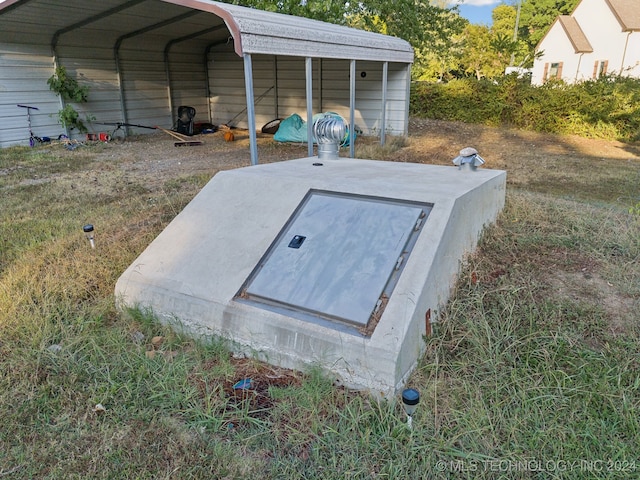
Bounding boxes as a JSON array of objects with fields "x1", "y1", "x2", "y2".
[
  {"x1": 350, "y1": 59, "x2": 356, "y2": 158},
  {"x1": 243, "y1": 53, "x2": 259, "y2": 165},
  {"x1": 114, "y1": 46, "x2": 130, "y2": 133},
  {"x1": 164, "y1": 48, "x2": 174, "y2": 129},
  {"x1": 381, "y1": 62, "x2": 388, "y2": 146},
  {"x1": 404, "y1": 64, "x2": 412, "y2": 136},
  {"x1": 306, "y1": 57, "x2": 314, "y2": 158},
  {"x1": 205, "y1": 47, "x2": 214, "y2": 123}
]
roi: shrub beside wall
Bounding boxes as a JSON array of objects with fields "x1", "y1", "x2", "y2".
[{"x1": 410, "y1": 75, "x2": 640, "y2": 142}]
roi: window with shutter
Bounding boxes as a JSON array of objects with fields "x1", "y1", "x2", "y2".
[
  {"x1": 543, "y1": 63, "x2": 549, "y2": 82},
  {"x1": 600, "y1": 60, "x2": 608, "y2": 76},
  {"x1": 593, "y1": 61, "x2": 609, "y2": 78}
]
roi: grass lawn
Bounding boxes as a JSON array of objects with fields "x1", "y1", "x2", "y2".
[{"x1": 1, "y1": 125, "x2": 639, "y2": 479}]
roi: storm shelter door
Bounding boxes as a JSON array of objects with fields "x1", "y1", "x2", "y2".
[{"x1": 239, "y1": 190, "x2": 431, "y2": 329}]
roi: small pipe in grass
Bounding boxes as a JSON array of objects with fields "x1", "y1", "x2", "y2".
[
  {"x1": 83, "y1": 224, "x2": 95, "y2": 249},
  {"x1": 402, "y1": 388, "x2": 420, "y2": 430}
]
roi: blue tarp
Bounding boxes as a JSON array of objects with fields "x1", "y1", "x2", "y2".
[
  {"x1": 273, "y1": 113, "x2": 354, "y2": 146},
  {"x1": 273, "y1": 113, "x2": 308, "y2": 143}
]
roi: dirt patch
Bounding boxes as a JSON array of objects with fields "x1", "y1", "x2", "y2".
[
  {"x1": 548, "y1": 268, "x2": 636, "y2": 334},
  {"x1": 397, "y1": 119, "x2": 640, "y2": 202},
  {"x1": 222, "y1": 357, "x2": 303, "y2": 416},
  {"x1": 13, "y1": 118, "x2": 638, "y2": 196},
  {"x1": 189, "y1": 354, "x2": 304, "y2": 428},
  {"x1": 4, "y1": 129, "x2": 310, "y2": 197},
  {"x1": 88, "y1": 129, "x2": 309, "y2": 190},
  {"x1": 403, "y1": 118, "x2": 640, "y2": 167}
]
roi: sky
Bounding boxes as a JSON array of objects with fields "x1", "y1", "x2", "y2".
[{"x1": 451, "y1": 0, "x2": 501, "y2": 26}]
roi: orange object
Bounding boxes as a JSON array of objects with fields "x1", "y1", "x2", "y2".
[{"x1": 224, "y1": 130, "x2": 235, "y2": 142}]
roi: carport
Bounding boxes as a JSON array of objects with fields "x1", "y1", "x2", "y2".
[{"x1": 0, "y1": 0, "x2": 414, "y2": 163}]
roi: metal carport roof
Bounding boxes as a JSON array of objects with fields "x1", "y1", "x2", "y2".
[
  {"x1": 0, "y1": 0, "x2": 414, "y2": 162},
  {"x1": 0, "y1": 0, "x2": 413, "y2": 62}
]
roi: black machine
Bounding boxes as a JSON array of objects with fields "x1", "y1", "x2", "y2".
[{"x1": 174, "y1": 106, "x2": 196, "y2": 136}]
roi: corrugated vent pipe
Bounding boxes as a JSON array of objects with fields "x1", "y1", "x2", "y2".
[{"x1": 314, "y1": 114, "x2": 346, "y2": 160}]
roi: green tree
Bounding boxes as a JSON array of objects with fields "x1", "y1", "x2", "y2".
[
  {"x1": 518, "y1": 0, "x2": 580, "y2": 50},
  {"x1": 389, "y1": 3, "x2": 466, "y2": 81},
  {"x1": 413, "y1": 28, "x2": 466, "y2": 82},
  {"x1": 460, "y1": 24, "x2": 505, "y2": 79},
  {"x1": 490, "y1": 5, "x2": 529, "y2": 68},
  {"x1": 227, "y1": 0, "x2": 349, "y2": 24},
  {"x1": 349, "y1": 1, "x2": 467, "y2": 82},
  {"x1": 492, "y1": 3, "x2": 517, "y2": 33},
  {"x1": 347, "y1": 0, "x2": 466, "y2": 55}
]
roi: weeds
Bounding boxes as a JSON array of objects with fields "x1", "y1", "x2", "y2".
[{"x1": 354, "y1": 135, "x2": 408, "y2": 160}]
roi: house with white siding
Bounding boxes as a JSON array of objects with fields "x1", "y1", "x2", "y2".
[{"x1": 531, "y1": 0, "x2": 640, "y2": 85}]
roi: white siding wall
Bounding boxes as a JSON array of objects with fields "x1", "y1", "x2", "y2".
[
  {"x1": 0, "y1": 44, "x2": 60, "y2": 147},
  {"x1": 387, "y1": 63, "x2": 410, "y2": 136},
  {"x1": 56, "y1": 35, "x2": 123, "y2": 135},
  {"x1": 322, "y1": 59, "x2": 362, "y2": 132},
  {"x1": 532, "y1": 21, "x2": 583, "y2": 85},
  {"x1": 626, "y1": 33, "x2": 640, "y2": 77},
  {"x1": 274, "y1": 56, "x2": 316, "y2": 119},
  {"x1": 573, "y1": 0, "x2": 635, "y2": 80},
  {"x1": 317, "y1": 59, "x2": 408, "y2": 136},
  {"x1": 118, "y1": 36, "x2": 174, "y2": 132},
  {"x1": 168, "y1": 43, "x2": 209, "y2": 126},
  {"x1": 208, "y1": 46, "x2": 409, "y2": 136},
  {"x1": 1, "y1": 39, "x2": 410, "y2": 148},
  {"x1": 53, "y1": 38, "x2": 215, "y2": 138},
  {"x1": 1, "y1": 40, "x2": 210, "y2": 146},
  {"x1": 208, "y1": 43, "x2": 248, "y2": 127},
  {"x1": 252, "y1": 54, "x2": 280, "y2": 125}
]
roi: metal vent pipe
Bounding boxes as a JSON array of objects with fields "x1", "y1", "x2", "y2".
[
  {"x1": 314, "y1": 114, "x2": 346, "y2": 160},
  {"x1": 453, "y1": 147, "x2": 485, "y2": 171}
]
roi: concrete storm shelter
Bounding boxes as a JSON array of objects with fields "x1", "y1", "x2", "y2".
[
  {"x1": 1, "y1": 0, "x2": 506, "y2": 394},
  {"x1": 116, "y1": 156, "x2": 506, "y2": 395}
]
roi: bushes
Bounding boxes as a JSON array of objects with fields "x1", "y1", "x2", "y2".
[{"x1": 411, "y1": 75, "x2": 640, "y2": 142}]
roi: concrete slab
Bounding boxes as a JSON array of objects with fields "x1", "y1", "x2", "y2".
[{"x1": 115, "y1": 157, "x2": 506, "y2": 397}]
